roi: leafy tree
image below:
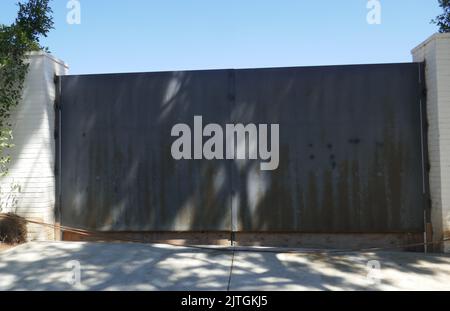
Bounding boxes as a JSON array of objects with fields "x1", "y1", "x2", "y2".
[
  {"x1": 432, "y1": 0, "x2": 450, "y2": 33},
  {"x1": 0, "y1": 0, "x2": 53, "y2": 176}
]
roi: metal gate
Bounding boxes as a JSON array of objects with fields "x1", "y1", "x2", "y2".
[{"x1": 56, "y1": 63, "x2": 428, "y2": 234}]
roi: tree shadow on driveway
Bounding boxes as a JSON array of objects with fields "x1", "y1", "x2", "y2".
[{"x1": 1, "y1": 242, "x2": 450, "y2": 291}]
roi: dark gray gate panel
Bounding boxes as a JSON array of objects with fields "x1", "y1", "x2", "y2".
[
  {"x1": 59, "y1": 63, "x2": 426, "y2": 233},
  {"x1": 60, "y1": 71, "x2": 232, "y2": 231},
  {"x1": 233, "y1": 63, "x2": 425, "y2": 232}
]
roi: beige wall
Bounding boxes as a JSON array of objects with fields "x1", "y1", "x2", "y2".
[
  {"x1": 412, "y1": 33, "x2": 450, "y2": 252},
  {"x1": 0, "y1": 52, "x2": 68, "y2": 241}
]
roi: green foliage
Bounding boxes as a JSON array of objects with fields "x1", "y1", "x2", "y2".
[
  {"x1": 0, "y1": 0, "x2": 53, "y2": 176},
  {"x1": 432, "y1": 0, "x2": 450, "y2": 33}
]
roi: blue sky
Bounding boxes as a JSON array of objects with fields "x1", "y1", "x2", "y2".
[{"x1": 0, "y1": 0, "x2": 442, "y2": 75}]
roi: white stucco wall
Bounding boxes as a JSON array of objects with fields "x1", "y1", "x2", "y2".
[
  {"x1": 412, "y1": 33, "x2": 450, "y2": 253},
  {"x1": 0, "y1": 52, "x2": 68, "y2": 241}
]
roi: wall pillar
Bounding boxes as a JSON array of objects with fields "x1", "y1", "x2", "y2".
[
  {"x1": 412, "y1": 33, "x2": 450, "y2": 252},
  {"x1": 0, "y1": 52, "x2": 68, "y2": 241}
]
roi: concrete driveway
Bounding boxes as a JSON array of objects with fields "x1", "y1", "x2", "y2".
[{"x1": 1, "y1": 241, "x2": 450, "y2": 291}]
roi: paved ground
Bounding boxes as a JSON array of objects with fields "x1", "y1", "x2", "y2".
[{"x1": 1, "y1": 241, "x2": 450, "y2": 290}]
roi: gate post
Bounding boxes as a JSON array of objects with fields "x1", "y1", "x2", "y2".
[
  {"x1": 0, "y1": 52, "x2": 68, "y2": 241},
  {"x1": 412, "y1": 33, "x2": 450, "y2": 253}
]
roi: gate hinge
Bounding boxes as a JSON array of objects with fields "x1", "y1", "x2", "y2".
[
  {"x1": 54, "y1": 100, "x2": 61, "y2": 111},
  {"x1": 422, "y1": 88, "x2": 427, "y2": 98}
]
